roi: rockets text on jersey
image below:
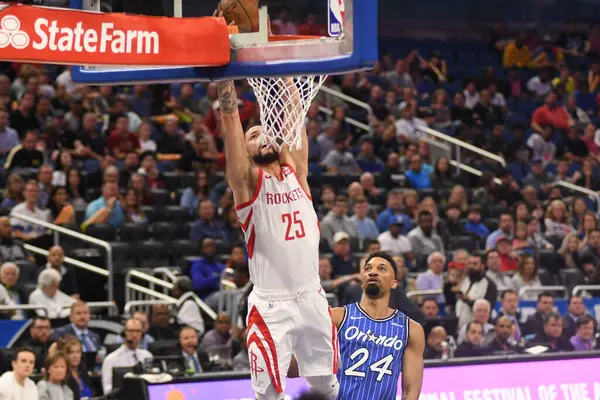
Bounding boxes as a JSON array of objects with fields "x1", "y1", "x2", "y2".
[
  {"x1": 235, "y1": 164, "x2": 320, "y2": 292},
  {"x1": 337, "y1": 303, "x2": 409, "y2": 400}
]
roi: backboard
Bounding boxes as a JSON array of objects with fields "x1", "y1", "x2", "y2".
[{"x1": 68, "y1": 0, "x2": 377, "y2": 84}]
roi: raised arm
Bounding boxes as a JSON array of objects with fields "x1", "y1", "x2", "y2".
[
  {"x1": 218, "y1": 81, "x2": 256, "y2": 205},
  {"x1": 401, "y1": 319, "x2": 425, "y2": 400},
  {"x1": 278, "y1": 78, "x2": 309, "y2": 181}
]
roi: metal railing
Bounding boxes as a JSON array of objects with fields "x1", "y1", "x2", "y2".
[
  {"x1": 406, "y1": 289, "x2": 442, "y2": 299},
  {"x1": 151, "y1": 267, "x2": 180, "y2": 283},
  {"x1": 519, "y1": 286, "x2": 567, "y2": 299},
  {"x1": 11, "y1": 213, "x2": 113, "y2": 303},
  {"x1": 0, "y1": 304, "x2": 48, "y2": 316},
  {"x1": 60, "y1": 301, "x2": 118, "y2": 314},
  {"x1": 554, "y1": 180, "x2": 600, "y2": 216},
  {"x1": 417, "y1": 126, "x2": 506, "y2": 168},
  {"x1": 125, "y1": 269, "x2": 174, "y2": 305},
  {"x1": 125, "y1": 270, "x2": 216, "y2": 320},
  {"x1": 24, "y1": 244, "x2": 110, "y2": 277},
  {"x1": 317, "y1": 84, "x2": 374, "y2": 117},
  {"x1": 449, "y1": 160, "x2": 503, "y2": 185},
  {"x1": 124, "y1": 300, "x2": 177, "y2": 316},
  {"x1": 317, "y1": 105, "x2": 371, "y2": 133},
  {"x1": 572, "y1": 285, "x2": 600, "y2": 296}
]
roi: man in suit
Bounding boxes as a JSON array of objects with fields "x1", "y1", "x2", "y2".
[
  {"x1": 495, "y1": 290, "x2": 522, "y2": 342},
  {"x1": 527, "y1": 311, "x2": 574, "y2": 352},
  {"x1": 455, "y1": 321, "x2": 485, "y2": 358},
  {"x1": 178, "y1": 326, "x2": 212, "y2": 374},
  {"x1": 147, "y1": 304, "x2": 178, "y2": 340},
  {"x1": 522, "y1": 292, "x2": 554, "y2": 337},
  {"x1": 485, "y1": 316, "x2": 519, "y2": 355},
  {"x1": 562, "y1": 295, "x2": 587, "y2": 339},
  {"x1": 51, "y1": 301, "x2": 101, "y2": 354},
  {"x1": 21, "y1": 317, "x2": 52, "y2": 372}
]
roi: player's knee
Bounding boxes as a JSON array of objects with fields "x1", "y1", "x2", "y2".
[{"x1": 305, "y1": 375, "x2": 339, "y2": 400}]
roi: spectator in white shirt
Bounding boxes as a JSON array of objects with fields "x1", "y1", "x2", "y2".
[
  {"x1": 137, "y1": 122, "x2": 157, "y2": 153},
  {"x1": 9, "y1": 180, "x2": 50, "y2": 241},
  {"x1": 527, "y1": 68, "x2": 553, "y2": 99},
  {"x1": 377, "y1": 215, "x2": 413, "y2": 261},
  {"x1": 463, "y1": 80, "x2": 480, "y2": 109},
  {"x1": 172, "y1": 277, "x2": 205, "y2": 336},
  {"x1": 415, "y1": 252, "x2": 446, "y2": 303},
  {"x1": 101, "y1": 318, "x2": 153, "y2": 394},
  {"x1": 395, "y1": 103, "x2": 428, "y2": 141},
  {"x1": 0, "y1": 348, "x2": 38, "y2": 399},
  {"x1": 526, "y1": 125, "x2": 556, "y2": 166},
  {"x1": 28, "y1": 268, "x2": 75, "y2": 319},
  {"x1": 271, "y1": 8, "x2": 297, "y2": 35}
]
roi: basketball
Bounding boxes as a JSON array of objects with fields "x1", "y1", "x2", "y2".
[{"x1": 217, "y1": 0, "x2": 259, "y2": 33}]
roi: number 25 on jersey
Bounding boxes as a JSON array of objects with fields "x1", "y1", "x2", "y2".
[{"x1": 282, "y1": 211, "x2": 305, "y2": 241}]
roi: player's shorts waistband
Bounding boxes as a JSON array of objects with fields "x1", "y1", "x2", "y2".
[{"x1": 252, "y1": 280, "x2": 322, "y2": 301}]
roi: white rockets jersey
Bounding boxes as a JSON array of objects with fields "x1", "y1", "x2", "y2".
[{"x1": 235, "y1": 164, "x2": 320, "y2": 292}]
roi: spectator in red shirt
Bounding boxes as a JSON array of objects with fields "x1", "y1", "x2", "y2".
[
  {"x1": 496, "y1": 236, "x2": 518, "y2": 272},
  {"x1": 107, "y1": 115, "x2": 139, "y2": 159},
  {"x1": 531, "y1": 91, "x2": 573, "y2": 133}
]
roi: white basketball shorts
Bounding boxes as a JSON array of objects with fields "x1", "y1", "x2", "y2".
[{"x1": 246, "y1": 283, "x2": 339, "y2": 395}]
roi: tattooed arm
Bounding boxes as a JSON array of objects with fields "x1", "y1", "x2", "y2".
[
  {"x1": 401, "y1": 319, "x2": 425, "y2": 400},
  {"x1": 218, "y1": 81, "x2": 255, "y2": 205}
]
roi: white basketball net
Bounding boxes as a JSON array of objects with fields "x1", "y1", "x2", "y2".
[{"x1": 247, "y1": 75, "x2": 327, "y2": 151}]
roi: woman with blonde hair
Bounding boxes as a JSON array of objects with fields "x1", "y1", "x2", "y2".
[
  {"x1": 558, "y1": 233, "x2": 584, "y2": 270},
  {"x1": 510, "y1": 256, "x2": 542, "y2": 300},
  {"x1": 578, "y1": 212, "x2": 598, "y2": 248},
  {"x1": 61, "y1": 336, "x2": 95, "y2": 399},
  {"x1": 544, "y1": 199, "x2": 574, "y2": 241},
  {"x1": 445, "y1": 184, "x2": 469, "y2": 214},
  {"x1": 402, "y1": 189, "x2": 419, "y2": 219},
  {"x1": 429, "y1": 88, "x2": 451, "y2": 130},
  {"x1": 37, "y1": 352, "x2": 74, "y2": 400},
  {"x1": 0, "y1": 174, "x2": 24, "y2": 209}
]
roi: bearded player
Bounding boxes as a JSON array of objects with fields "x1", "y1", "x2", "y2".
[
  {"x1": 217, "y1": 80, "x2": 338, "y2": 400},
  {"x1": 333, "y1": 252, "x2": 424, "y2": 399},
  {"x1": 289, "y1": 252, "x2": 424, "y2": 399}
]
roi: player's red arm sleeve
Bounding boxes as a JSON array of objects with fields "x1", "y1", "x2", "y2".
[{"x1": 401, "y1": 319, "x2": 425, "y2": 400}]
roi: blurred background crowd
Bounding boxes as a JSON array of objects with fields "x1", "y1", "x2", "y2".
[{"x1": 0, "y1": 0, "x2": 600, "y2": 399}]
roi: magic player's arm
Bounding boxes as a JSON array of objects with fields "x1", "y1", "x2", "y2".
[
  {"x1": 218, "y1": 81, "x2": 256, "y2": 204},
  {"x1": 287, "y1": 307, "x2": 344, "y2": 378},
  {"x1": 279, "y1": 78, "x2": 309, "y2": 183},
  {"x1": 401, "y1": 319, "x2": 425, "y2": 400}
]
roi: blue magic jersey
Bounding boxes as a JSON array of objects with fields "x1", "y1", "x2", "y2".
[{"x1": 337, "y1": 303, "x2": 409, "y2": 400}]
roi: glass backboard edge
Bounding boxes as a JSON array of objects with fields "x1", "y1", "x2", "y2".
[{"x1": 70, "y1": 0, "x2": 377, "y2": 83}]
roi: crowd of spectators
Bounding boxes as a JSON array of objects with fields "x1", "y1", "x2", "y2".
[{"x1": 1, "y1": 5, "x2": 600, "y2": 399}]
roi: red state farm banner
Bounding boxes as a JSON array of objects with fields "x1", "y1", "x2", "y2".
[{"x1": 0, "y1": 3, "x2": 231, "y2": 66}]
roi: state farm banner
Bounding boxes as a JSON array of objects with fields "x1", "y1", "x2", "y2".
[{"x1": 0, "y1": 3, "x2": 231, "y2": 66}]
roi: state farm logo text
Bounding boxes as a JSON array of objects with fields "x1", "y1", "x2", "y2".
[
  {"x1": 0, "y1": 15, "x2": 30, "y2": 49},
  {"x1": 0, "y1": 15, "x2": 160, "y2": 54}
]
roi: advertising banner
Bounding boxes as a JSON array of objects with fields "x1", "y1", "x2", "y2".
[
  {"x1": 0, "y1": 3, "x2": 230, "y2": 66},
  {"x1": 146, "y1": 356, "x2": 600, "y2": 400}
]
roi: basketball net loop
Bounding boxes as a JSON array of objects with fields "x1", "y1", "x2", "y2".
[{"x1": 247, "y1": 75, "x2": 327, "y2": 152}]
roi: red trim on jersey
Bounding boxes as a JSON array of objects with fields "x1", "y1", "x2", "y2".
[
  {"x1": 235, "y1": 169, "x2": 264, "y2": 211},
  {"x1": 248, "y1": 306, "x2": 283, "y2": 393},
  {"x1": 247, "y1": 226, "x2": 256, "y2": 259},
  {"x1": 240, "y1": 208, "x2": 253, "y2": 232},
  {"x1": 329, "y1": 307, "x2": 339, "y2": 374},
  {"x1": 281, "y1": 163, "x2": 312, "y2": 200}
]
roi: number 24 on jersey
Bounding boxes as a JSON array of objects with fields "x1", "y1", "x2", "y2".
[{"x1": 282, "y1": 211, "x2": 305, "y2": 241}]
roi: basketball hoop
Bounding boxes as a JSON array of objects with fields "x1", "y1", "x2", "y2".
[{"x1": 247, "y1": 75, "x2": 326, "y2": 152}]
